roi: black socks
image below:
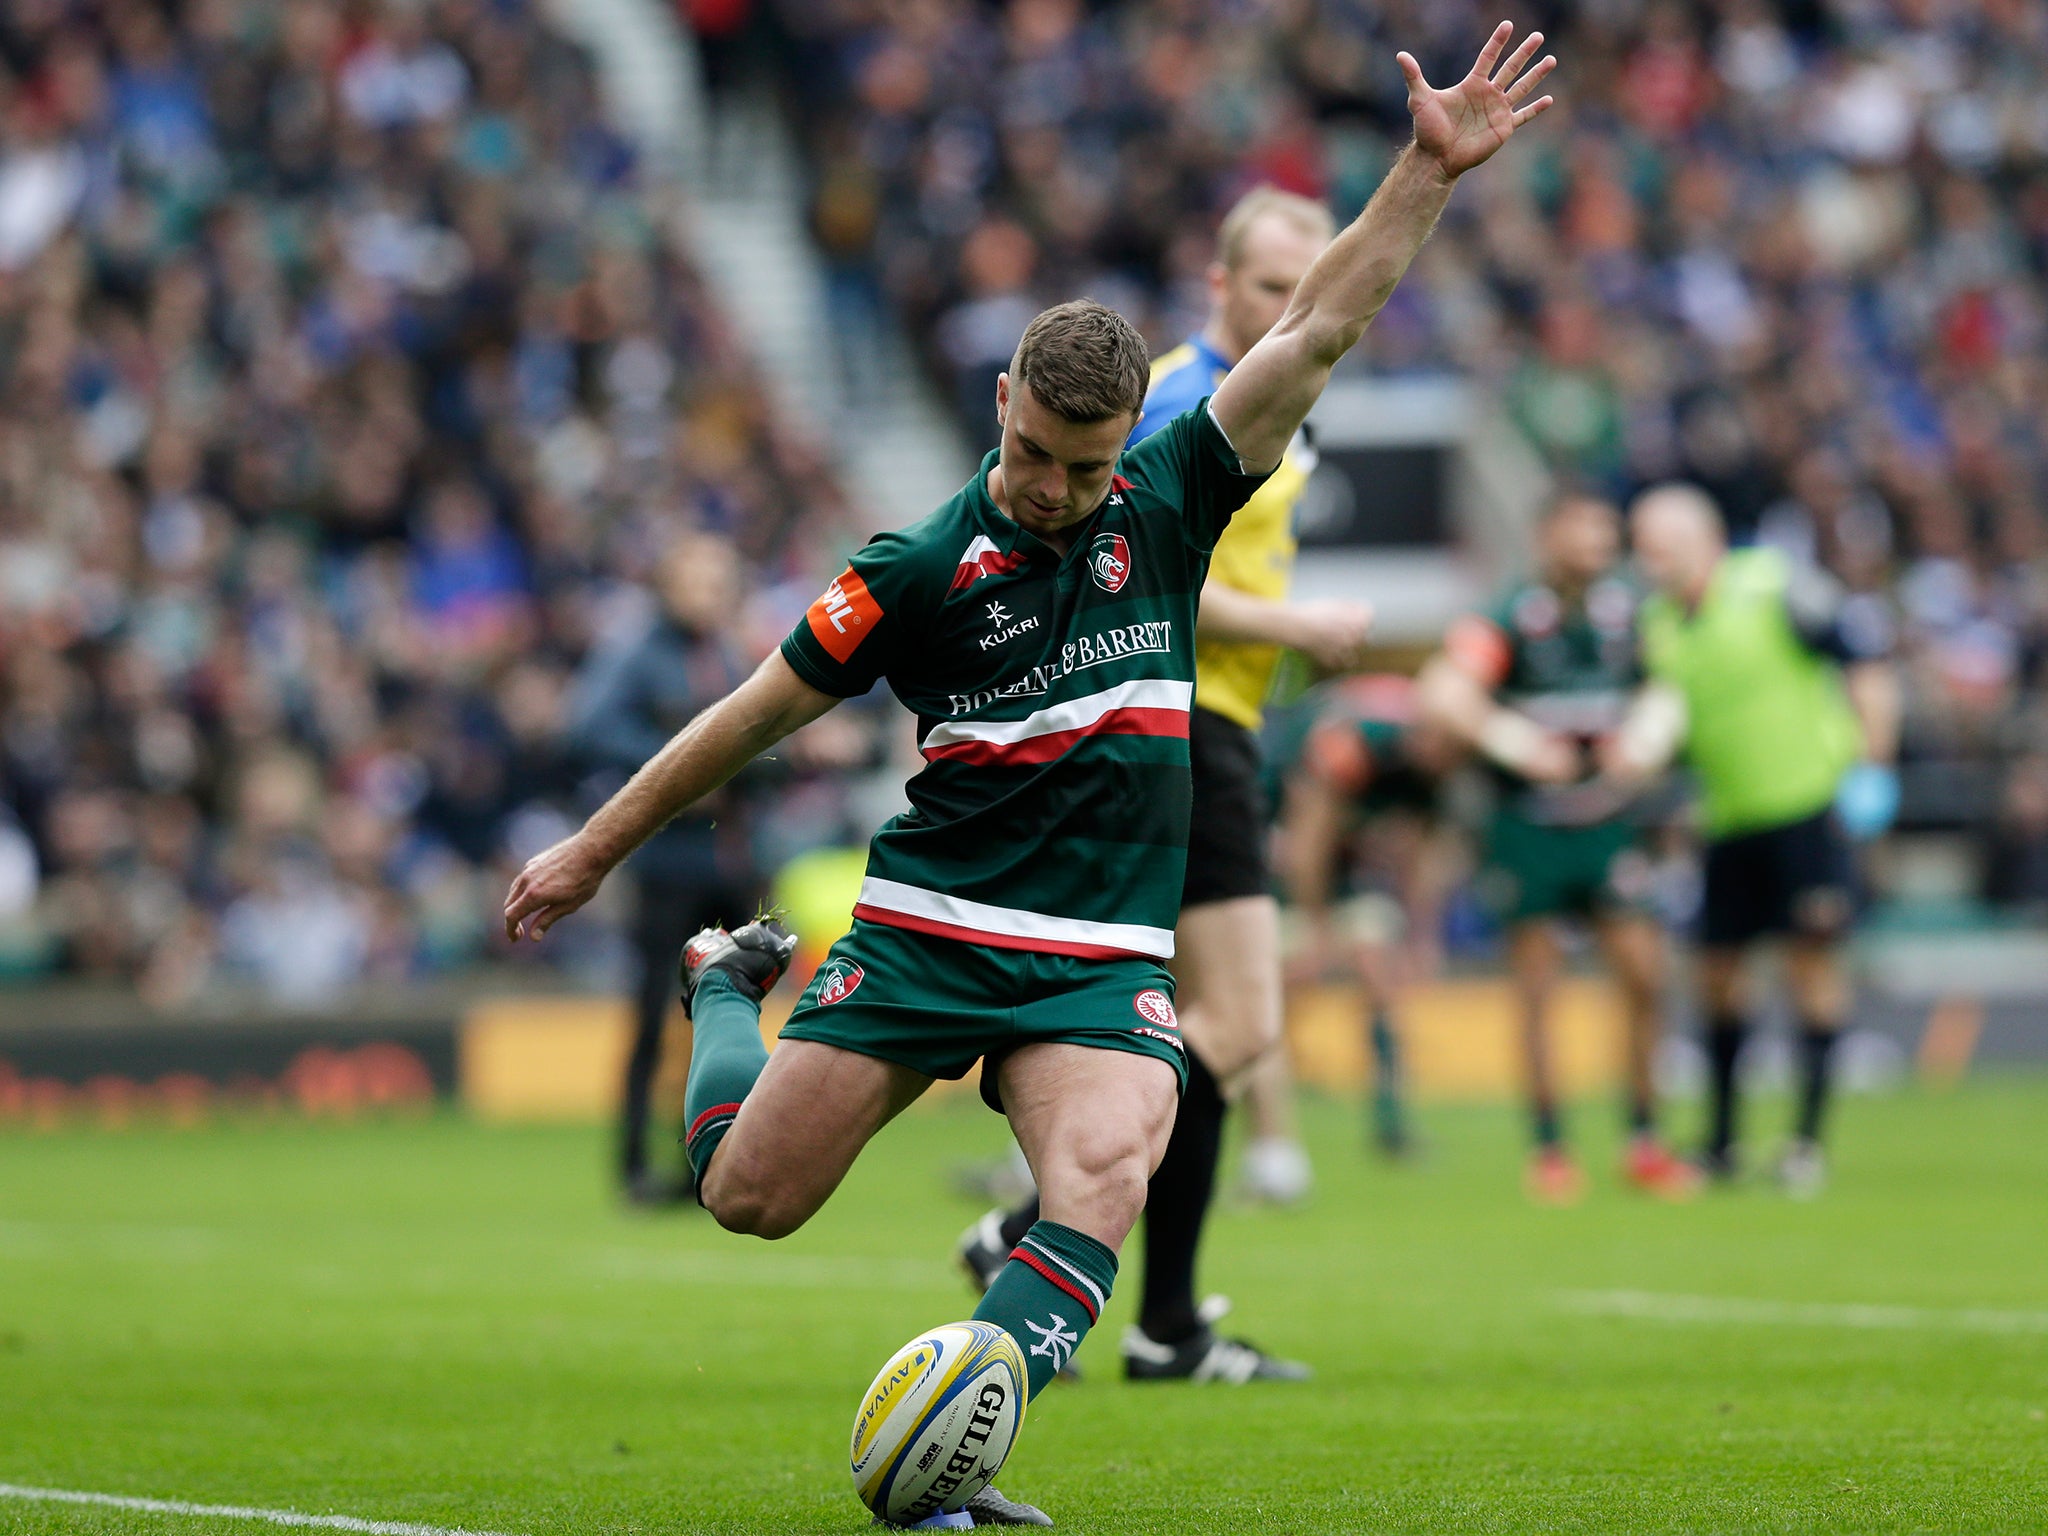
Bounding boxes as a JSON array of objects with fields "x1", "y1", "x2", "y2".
[
  {"x1": 1796, "y1": 1020, "x2": 1839, "y2": 1143},
  {"x1": 1138, "y1": 1052, "x2": 1225, "y2": 1345},
  {"x1": 1704, "y1": 1012, "x2": 1746, "y2": 1160}
]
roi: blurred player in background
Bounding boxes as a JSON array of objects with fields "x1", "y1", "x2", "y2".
[
  {"x1": 1627, "y1": 486, "x2": 1899, "y2": 1196},
  {"x1": 1419, "y1": 494, "x2": 1697, "y2": 1204},
  {"x1": 568, "y1": 534, "x2": 760, "y2": 1206},
  {"x1": 955, "y1": 185, "x2": 1373, "y2": 1385},
  {"x1": 1277, "y1": 674, "x2": 1461, "y2": 1162}
]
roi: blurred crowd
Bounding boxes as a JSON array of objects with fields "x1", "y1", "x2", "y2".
[
  {"x1": 0, "y1": 0, "x2": 880, "y2": 999},
  {"x1": 11, "y1": 0, "x2": 2048, "y2": 1004},
  {"x1": 758, "y1": 0, "x2": 2048, "y2": 900}
]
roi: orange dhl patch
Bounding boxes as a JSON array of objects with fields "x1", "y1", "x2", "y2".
[{"x1": 807, "y1": 567, "x2": 883, "y2": 662}]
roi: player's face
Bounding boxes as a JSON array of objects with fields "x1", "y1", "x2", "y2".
[
  {"x1": 1210, "y1": 215, "x2": 1326, "y2": 360},
  {"x1": 1541, "y1": 497, "x2": 1621, "y2": 585},
  {"x1": 658, "y1": 535, "x2": 740, "y2": 630},
  {"x1": 994, "y1": 375, "x2": 1137, "y2": 541},
  {"x1": 1630, "y1": 504, "x2": 1716, "y2": 601}
]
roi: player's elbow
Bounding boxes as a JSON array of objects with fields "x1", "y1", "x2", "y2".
[{"x1": 1285, "y1": 304, "x2": 1360, "y2": 369}]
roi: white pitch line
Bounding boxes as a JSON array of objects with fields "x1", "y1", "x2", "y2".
[
  {"x1": 0, "y1": 1483, "x2": 526, "y2": 1536},
  {"x1": 1557, "y1": 1289, "x2": 2048, "y2": 1335}
]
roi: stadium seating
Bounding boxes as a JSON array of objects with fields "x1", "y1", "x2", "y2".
[{"x1": 0, "y1": 0, "x2": 863, "y2": 994}]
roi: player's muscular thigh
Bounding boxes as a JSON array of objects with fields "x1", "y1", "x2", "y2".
[
  {"x1": 700, "y1": 1041, "x2": 928, "y2": 1239},
  {"x1": 1001, "y1": 1043, "x2": 1177, "y2": 1250},
  {"x1": 1171, "y1": 896, "x2": 1284, "y2": 1086}
]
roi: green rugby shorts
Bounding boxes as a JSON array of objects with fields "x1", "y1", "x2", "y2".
[
  {"x1": 778, "y1": 920, "x2": 1188, "y2": 1110},
  {"x1": 1481, "y1": 810, "x2": 1654, "y2": 925}
]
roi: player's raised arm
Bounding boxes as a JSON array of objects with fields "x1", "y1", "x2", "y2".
[
  {"x1": 503, "y1": 653, "x2": 839, "y2": 942},
  {"x1": 1210, "y1": 21, "x2": 1555, "y2": 472}
]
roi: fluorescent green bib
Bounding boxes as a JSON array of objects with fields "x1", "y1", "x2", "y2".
[{"x1": 1640, "y1": 548, "x2": 1859, "y2": 839}]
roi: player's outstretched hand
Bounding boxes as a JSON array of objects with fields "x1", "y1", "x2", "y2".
[
  {"x1": 504, "y1": 831, "x2": 614, "y2": 943},
  {"x1": 1400, "y1": 21, "x2": 1556, "y2": 180},
  {"x1": 1290, "y1": 599, "x2": 1376, "y2": 672}
]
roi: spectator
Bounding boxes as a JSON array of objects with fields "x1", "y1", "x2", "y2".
[{"x1": 567, "y1": 532, "x2": 761, "y2": 1205}]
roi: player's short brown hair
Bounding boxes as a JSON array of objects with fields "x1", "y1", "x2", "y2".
[
  {"x1": 1215, "y1": 186, "x2": 1336, "y2": 272},
  {"x1": 1009, "y1": 299, "x2": 1149, "y2": 424}
]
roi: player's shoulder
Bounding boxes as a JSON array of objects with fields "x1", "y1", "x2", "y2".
[
  {"x1": 845, "y1": 491, "x2": 983, "y2": 599},
  {"x1": 1723, "y1": 544, "x2": 1790, "y2": 594},
  {"x1": 1486, "y1": 577, "x2": 1560, "y2": 637}
]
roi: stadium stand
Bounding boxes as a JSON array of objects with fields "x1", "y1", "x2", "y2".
[
  {"x1": 749, "y1": 0, "x2": 2048, "y2": 898},
  {"x1": 0, "y1": 0, "x2": 869, "y2": 997}
]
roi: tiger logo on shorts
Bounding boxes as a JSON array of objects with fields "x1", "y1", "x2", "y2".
[
  {"x1": 818, "y1": 960, "x2": 866, "y2": 1005},
  {"x1": 1132, "y1": 989, "x2": 1177, "y2": 1028}
]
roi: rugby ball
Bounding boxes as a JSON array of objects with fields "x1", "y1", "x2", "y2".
[{"x1": 850, "y1": 1320, "x2": 1027, "y2": 1525}]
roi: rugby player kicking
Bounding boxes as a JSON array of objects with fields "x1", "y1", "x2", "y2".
[
  {"x1": 504, "y1": 24, "x2": 1555, "y2": 1527},
  {"x1": 954, "y1": 185, "x2": 1372, "y2": 1386}
]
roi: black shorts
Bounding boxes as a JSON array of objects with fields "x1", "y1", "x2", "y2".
[
  {"x1": 1700, "y1": 807, "x2": 1855, "y2": 949},
  {"x1": 1181, "y1": 706, "x2": 1269, "y2": 909}
]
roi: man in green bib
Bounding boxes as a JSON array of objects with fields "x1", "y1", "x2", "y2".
[{"x1": 1624, "y1": 485, "x2": 1899, "y2": 1196}]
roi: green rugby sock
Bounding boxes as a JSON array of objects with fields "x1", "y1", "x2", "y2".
[
  {"x1": 682, "y1": 971, "x2": 770, "y2": 1181},
  {"x1": 972, "y1": 1219, "x2": 1118, "y2": 1399}
]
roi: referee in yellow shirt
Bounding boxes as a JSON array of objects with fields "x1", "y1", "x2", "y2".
[{"x1": 958, "y1": 187, "x2": 1374, "y2": 1381}]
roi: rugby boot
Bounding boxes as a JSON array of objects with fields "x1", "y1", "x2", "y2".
[
  {"x1": 1776, "y1": 1137, "x2": 1828, "y2": 1200},
  {"x1": 964, "y1": 1487, "x2": 1053, "y2": 1526},
  {"x1": 1622, "y1": 1135, "x2": 1701, "y2": 1201},
  {"x1": 679, "y1": 918, "x2": 798, "y2": 1014},
  {"x1": 1695, "y1": 1145, "x2": 1740, "y2": 1185},
  {"x1": 1524, "y1": 1144, "x2": 1586, "y2": 1206},
  {"x1": 1121, "y1": 1313, "x2": 1311, "y2": 1383}
]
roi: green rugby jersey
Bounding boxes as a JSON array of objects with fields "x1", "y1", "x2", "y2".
[
  {"x1": 1444, "y1": 571, "x2": 1644, "y2": 826},
  {"x1": 780, "y1": 402, "x2": 1270, "y2": 961}
]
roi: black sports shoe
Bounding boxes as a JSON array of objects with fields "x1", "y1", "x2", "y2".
[
  {"x1": 1696, "y1": 1146, "x2": 1740, "y2": 1185},
  {"x1": 965, "y1": 1486, "x2": 1053, "y2": 1526},
  {"x1": 1121, "y1": 1321, "x2": 1312, "y2": 1383},
  {"x1": 956, "y1": 1210, "x2": 1010, "y2": 1293},
  {"x1": 679, "y1": 918, "x2": 798, "y2": 1014}
]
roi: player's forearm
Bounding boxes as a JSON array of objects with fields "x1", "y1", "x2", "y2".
[
  {"x1": 1846, "y1": 662, "x2": 1901, "y2": 764},
  {"x1": 1608, "y1": 683, "x2": 1687, "y2": 777},
  {"x1": 1196, "y1": 582, "x2": 1302, "y2": 646},
  {"x1": 1419, "y1": 656, "x2": 1516, "y2": 752},
  {"x1": 580, "y1": 658, "x2": 828, "y2": 866},
  {"x1": 1287, "y1": 145, "x2": 1454, "y2": 366},
  {"x1": 1211, "y1": 147, "x2": 1457, "y2": 472}
]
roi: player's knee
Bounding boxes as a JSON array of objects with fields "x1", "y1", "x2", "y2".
[
  {"x1": 1052, "y1": 1125, "x2": 1153, "y2": 1234},
  {"x1": 700, "y1": 1156, "x2": 807, "y2": 1240},
  {"x1": 1185, "y1": 988, "x2": 1282, "y2": 1082}
]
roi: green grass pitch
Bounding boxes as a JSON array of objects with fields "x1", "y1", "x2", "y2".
[{"x1": 3, "y1": 1078, "x2": 2046, "y2": 1534}]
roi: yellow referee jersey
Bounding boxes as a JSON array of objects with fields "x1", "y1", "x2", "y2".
[{"x1": 1133, "y1": 337, "x2": 1313, "y2": 730}]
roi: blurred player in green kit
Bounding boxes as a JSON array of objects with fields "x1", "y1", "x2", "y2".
[{"x1": 1422, "y1": 493, "x2": 1699, "y2": 1204}]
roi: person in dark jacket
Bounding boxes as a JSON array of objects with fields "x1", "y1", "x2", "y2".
[{"x1": 569, "y1": 533, "x2": 761, "y2": 1204}]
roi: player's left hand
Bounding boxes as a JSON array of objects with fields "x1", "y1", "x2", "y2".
[
  {"x1": 503, "y1": 830, "x2": 615, "y2": 942},
  {"x1": 1835, "y1": 761, "x2": 1901, "y2": 841},
  {"x1": 1401, "y1": 21, "x2": 1557, "y2": 180}
]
